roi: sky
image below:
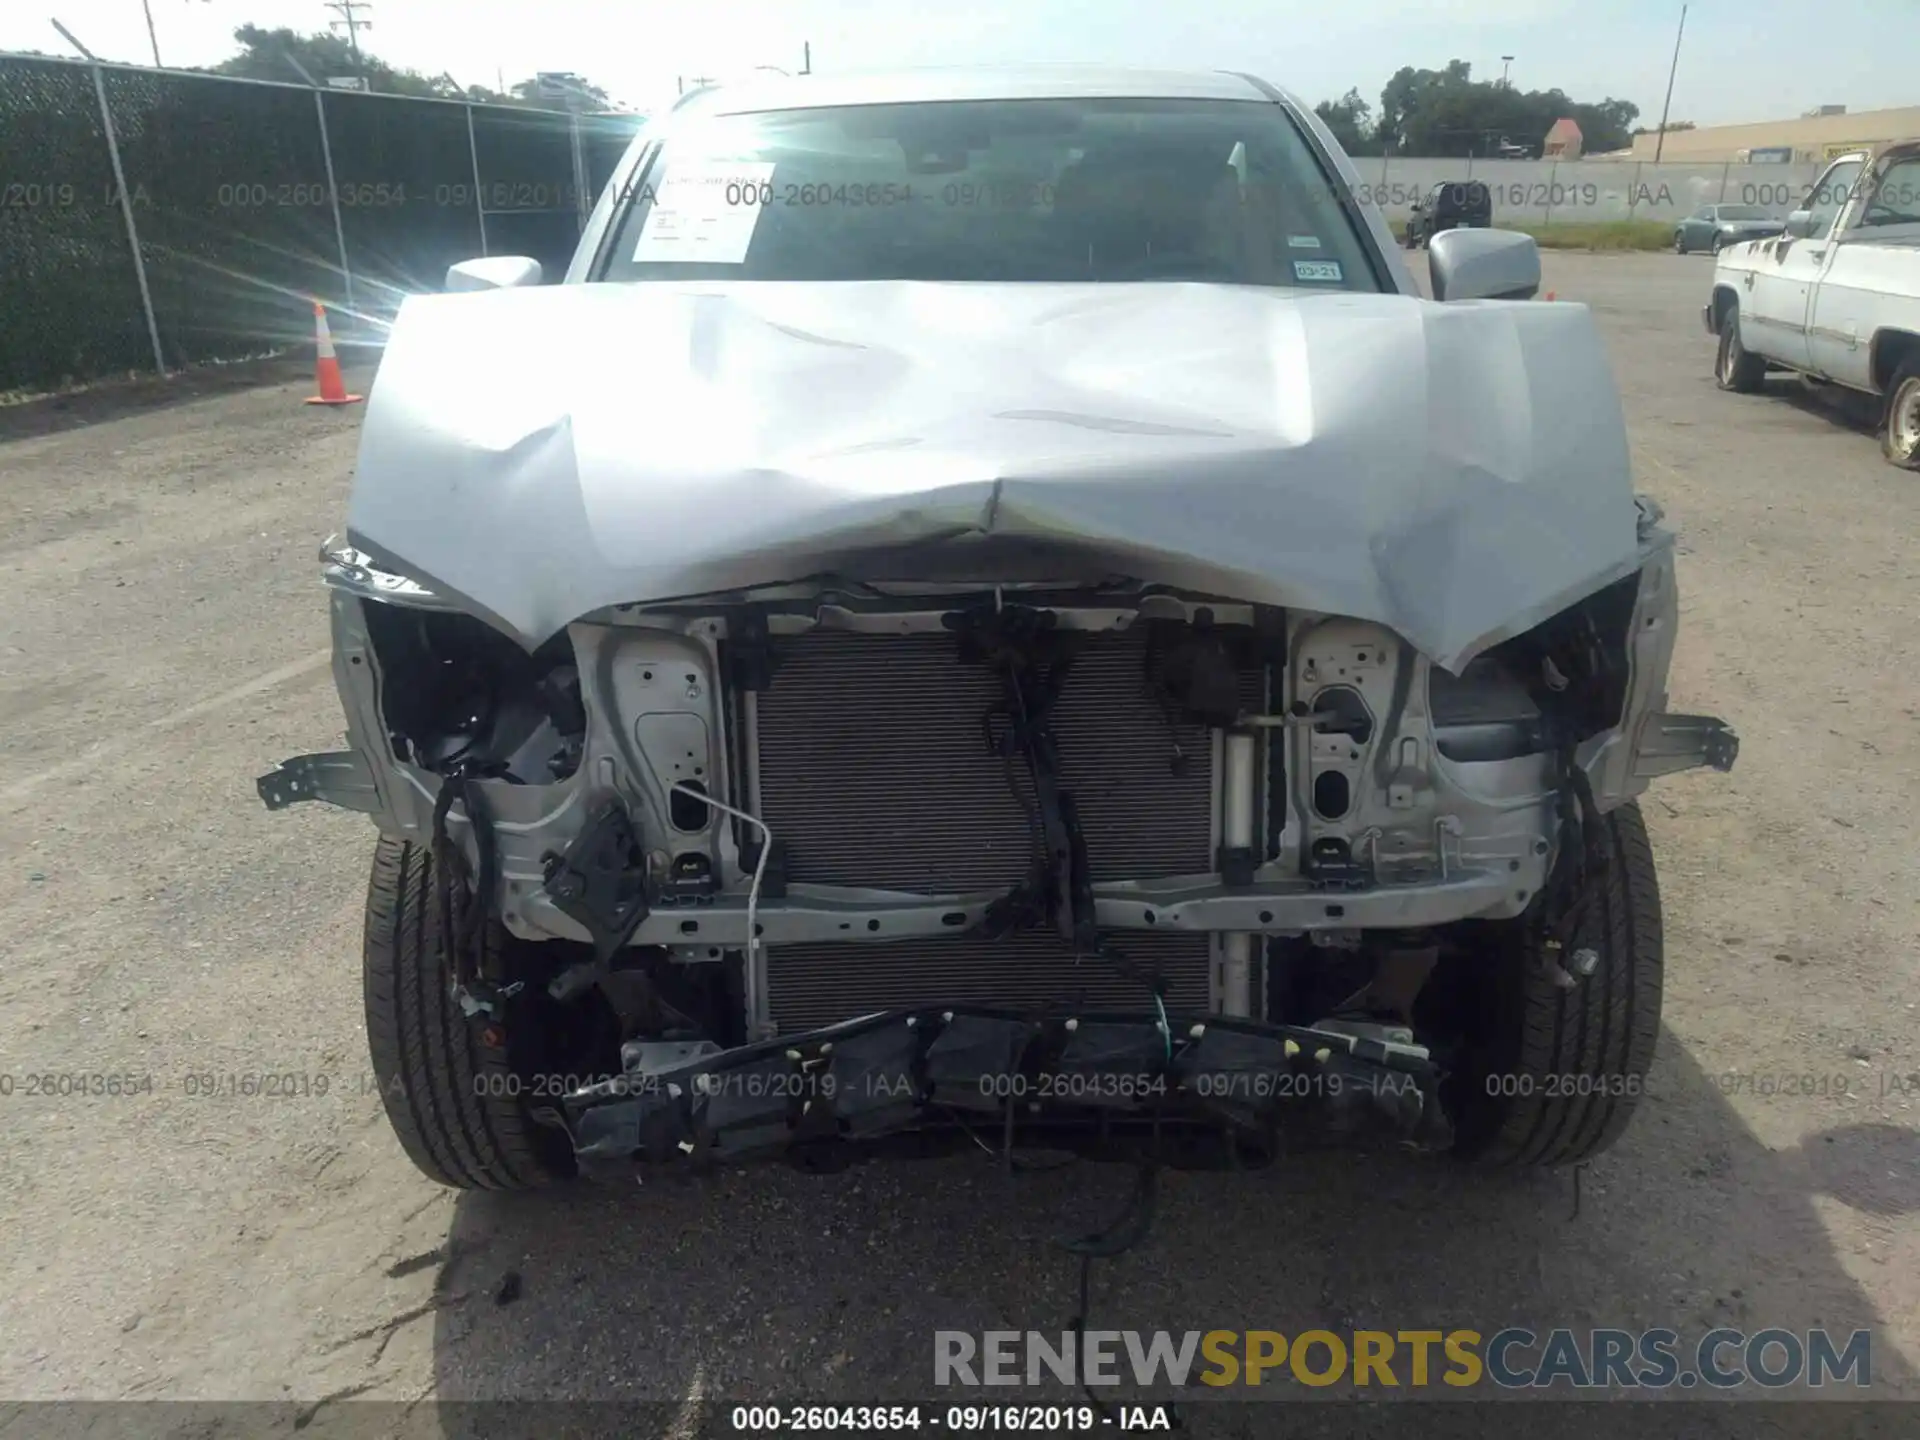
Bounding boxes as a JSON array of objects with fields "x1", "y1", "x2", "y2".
[{"x1": 1, "y1": 0, "x2": 1911, "y2": 128}]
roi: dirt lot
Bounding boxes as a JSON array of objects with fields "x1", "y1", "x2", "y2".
[{"x1": 1, "y1": 253, "x2": 1915, "y2": 1435}]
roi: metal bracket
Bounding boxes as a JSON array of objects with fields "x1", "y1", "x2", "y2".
[
  {"x1": 1631, "y1": 712, "x2": 1740, "y2": 779},
  {"x1": 542, "y1": 793, "x2": 651, "y2": 963},
  {"x1": 1216, "y1": 844, "x2": 1257, "y2": 888},
  {"x1": 255, "y1": 751, "x2": 381, "y2": 813},
  {"x1": 456, "y1": 979, "x2": 524, "y2": 1021}
]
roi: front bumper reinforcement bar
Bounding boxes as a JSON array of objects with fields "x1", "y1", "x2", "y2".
[{"x1": 560, "y1": 1006, "x2": 1450, "y2": 1177}]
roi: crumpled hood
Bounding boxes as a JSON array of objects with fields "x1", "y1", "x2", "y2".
[{"x1": 346, "y1": 280, "x2": 1640, "y2": 672}]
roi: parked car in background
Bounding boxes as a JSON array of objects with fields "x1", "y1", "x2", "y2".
[
  {"x1": 1404, "y1": 180, "x2": 1493, "y2": 248},
  {"x1": 1706, "y1": 141, "x2": 1920, "y2": 469},
  {"x1": 1673, "y1": 204, "x2": 1784, "y2": 254}
]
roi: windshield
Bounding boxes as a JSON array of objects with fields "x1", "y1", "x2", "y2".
[
  {"x1": 1715, "y1": 205, "x2": 1769, "y2": 221},
  {"x1": 598, "y1": 98, "x2": 1381, "y2": 290}
]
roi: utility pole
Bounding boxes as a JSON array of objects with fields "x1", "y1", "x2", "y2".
[
  {"x1": 1500, "y1": 55, "x2": 1514, "y2": 87},
  {"x1": 1654, "y1": 4, "x2": 1688, "y2": 163},
  {"x1": 323, "y1": 0, "x2": 373, "y2": 76},
  {"x1": 140, "y1": 0, "x2": 161, "y2": 65},
  {"x1": 801, "y1": 41, "x2": 811, "y2": 75}
]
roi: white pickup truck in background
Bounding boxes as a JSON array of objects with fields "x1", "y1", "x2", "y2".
[{"x1": 1705, "y1": 140, "x2": 1920, "y2": 470}]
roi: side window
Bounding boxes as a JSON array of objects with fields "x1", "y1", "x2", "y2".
[
  {"x1": 1804, "y1": 159, "x2": 1864, "y2": 238},
  {"x1": 1860, "y1": 157, "x2": 1920, "y2": 228}
]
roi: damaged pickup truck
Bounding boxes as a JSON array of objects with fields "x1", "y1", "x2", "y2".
[{"x1": 260, "y1": 66, "x2": 1738, "y2": 1189}]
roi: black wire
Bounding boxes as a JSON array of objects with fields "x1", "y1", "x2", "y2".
[
  {"x1": 938, "y1": 1105, "x2": 1079, "y2": 1173},
  {"x1": 431, "y1": 775, "x2": 470, "y2": 986},
  {"x1": 430, "y1": 767, "x2": 500, "y2": 995},
  {"x1": 1054, "y1": 1113, "x2": 1181, "y2": 1427},
  {"x1": 965, "y1": 618, "x2": 1182, "y2": 1423}
]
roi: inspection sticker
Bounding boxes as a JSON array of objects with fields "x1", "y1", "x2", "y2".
[
  {"x1": 633, "y1": 161, "x2": 775, "y2": 263},
  {"x1": 1293, "y1": 258, "x2": 1344, "y2": 282}
]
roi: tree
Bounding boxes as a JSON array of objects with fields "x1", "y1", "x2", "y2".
[
  {"x1": 211, "y1": 24, "x2": 430, "y2": 95},
  {"x1": 1314, "y1": 88, "x2": 1377, "y2": 157},
  {"x1": 205, "y1": 25, "x2": 610, "y2": 109},
  {"x1": 1372, "y1": 60, "x2": 1639, "y2": 158},
  {"x1": 510, "y1": 75, "x2": 611, "y2": 109}
]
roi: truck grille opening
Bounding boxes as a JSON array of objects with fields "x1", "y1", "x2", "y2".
[{"x1": 751, "y1": 628, "x2": 1238, "y2": 1033}]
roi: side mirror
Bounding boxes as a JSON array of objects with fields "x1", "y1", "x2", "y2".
[
  {"x1": 1428, "y1": 227, "x2": 1540, "y2": 302},
  {"x1": 1783, "y1": 210, "x2": 1818, "y2": 240},
  {"x1": 445, "y1": 256, "x2": 544, "y2": 293}
]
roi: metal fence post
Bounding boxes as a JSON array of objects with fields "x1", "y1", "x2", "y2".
[
  {"x1": 568, "y1": 112, "x2": 591, "y2": 235},
  {"x1": 1544, "y1": 159, "x2": 1557, "y2": 227},
  {"x1": 465, "y1": 104, "x2": 490, "y2": 256},
  {"x1": 1717, "y1": 161, "x2": 1731, "y2": 204},
  {"x1": 89, "y1": 62, "x2": 167, "y2": 377},
  {"x1": 312, "y1": 88, "x2": 356, "y2": 318}
]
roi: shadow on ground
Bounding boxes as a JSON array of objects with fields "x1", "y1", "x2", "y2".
[
  {"x1": 423, "y1": 1034, "x2": 1915, "y2": 1436},
  {"x1": 0, "y1": 356, "x2": 381, "y2": 442},
  {"x1": 1767, "y1": 374, "x2": 1888, "y2": 444}
]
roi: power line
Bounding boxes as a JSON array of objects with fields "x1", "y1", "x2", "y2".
[{"x1": 322, "y1": 0, "x2": 373, "y2": 75}]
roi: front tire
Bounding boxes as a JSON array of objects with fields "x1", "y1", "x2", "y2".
[
  {"x1": 1715, "y1": 308, "x2": 1766, "y2": 393},
  {"x1": 1880, "y1": 360, "x2": 1920, "y2": 471},
  {"x1": 1449, "y1": 804, "x2": 1664, "y2": 1168},
  {"x1": 363, "y1": 837, "x2": 575, "y2": 1190},
  {"x1": 1673, "y1": 230, "x2": 1688, "y2": 254}
]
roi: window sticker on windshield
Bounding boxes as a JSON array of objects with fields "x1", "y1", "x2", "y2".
[
  {"x1": 1293, "y1": 259, "x2": 1343, "y2": 282},
  {"x1": 1288, "y1": 234, "x2": 1322, "y2": 248},
  {"x1": 632, "y1": 161, "x2": 776, "y2": 264}
]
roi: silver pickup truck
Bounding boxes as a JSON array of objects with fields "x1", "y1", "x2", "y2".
[
  {"x1": 1705, "y1": 140, "x2": 1920, "y2": 469},
  {"x1": 260, "y1": 65, "x2": 1738, "y2": 1191}
]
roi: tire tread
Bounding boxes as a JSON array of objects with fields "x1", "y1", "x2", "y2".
[
  {"x1": 1465, "y1": 803, "x2": 1663, "y2": 1169},
  {"x1": 363, "y1": 837, "x2": 564, "y2": 1190}
]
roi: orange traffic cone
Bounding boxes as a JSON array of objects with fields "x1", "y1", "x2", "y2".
[
  {"x1": 1545, "y1": 290, "x2": 1557, "y2": 301},
  {"x1": 305, "y1": 300, "x2": 363, "y2": 406}
]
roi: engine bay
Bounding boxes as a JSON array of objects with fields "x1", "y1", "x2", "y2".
[{"x1": 330, "y1": 576, "x2": 1645, "y2": 1040}]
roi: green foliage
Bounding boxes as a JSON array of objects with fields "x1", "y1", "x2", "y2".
[
  {"x1": 510, "y1": 75, "x2": 611, "y2": 108},
  {"x1": 1314, "y1": 88, "x2": 1376, "y2": 157},
  {"x1": 1389, "y1": 217, "x2": 1675, "y2": 251},
  {"x1": 1327, "y1": 60, "x2": 1639, "y2": 160},
  {"x1": 205, "y1": 26, "x2": 607, "y2": 109},
  {"x1": 1509, "y1": 219, "x2": 1674, "y2": 250}
]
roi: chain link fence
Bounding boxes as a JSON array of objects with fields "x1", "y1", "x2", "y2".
[
  {"x1": 1353, "y1": 153, "x2": 1827, "y2": 226},
  {"x1": 0, "y1": 50, "x2": 641, "y2": 395},
  {"x1": 4, "y1": 52, "x2": 1842, "y2": 397}
]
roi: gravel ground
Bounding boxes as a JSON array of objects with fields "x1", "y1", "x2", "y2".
[{"x1": 1, "y1": 253, "x2": 1915, "y2": 1435}]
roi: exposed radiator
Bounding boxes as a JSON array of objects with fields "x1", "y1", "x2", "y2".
[{"x1": 751, "y1": 629, "x2": 1226, "y2": 1034}]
